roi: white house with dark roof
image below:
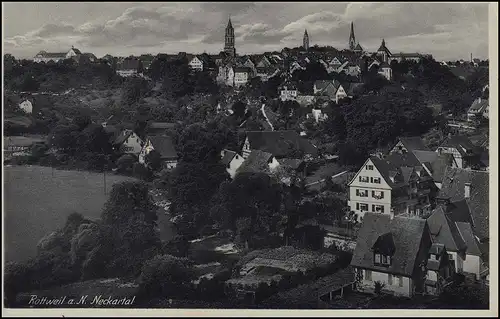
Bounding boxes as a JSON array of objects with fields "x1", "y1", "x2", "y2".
[
  {"x1": 112, "y1": 129, "x2": 144, "y2": 155},
  {"x1": 220, "y1": 149, "x2": 245, "y2": 179},
  {"x1": 378, "y1": 62, "x2": 393, "y2": 81},
  {"x1": 188, "y1": 55, "x2": 204, "y2": 71},
  {"x1": 33, "y1": 47, "x2": 82, "y2": 63},
  {"x1": 390, "y1": 136, "x2": 429, "y2": 155},
  {"x1": 278, "y1": 81, "x2": 298, "y2": 101},
  {"x1": 351, "y1": 213, "x2": 436, "y2": 297},
  {"x1": 348, "y1": 152, "x2": 435, "y2": 222},
  {"x1": 139, "y1": 135, "x2": 178, "y2": 169},
  {"x1": 234, "y1": 67, "x2": 252, "y2": 87}
]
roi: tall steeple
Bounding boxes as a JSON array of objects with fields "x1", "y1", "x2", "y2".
[
  {"x1": 224, "y1": 16, "x2": 236, "y2": 57},
  {"x1": 303, "y1": 29, "x2": 309, "y2": 51},
  {"x1": 349, "y1": 22, "x2": 356, "y2": 50}
]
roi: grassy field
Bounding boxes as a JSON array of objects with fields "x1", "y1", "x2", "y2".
[{"x1": 3, "y1": 165, "x2": 174, "y2": 263}]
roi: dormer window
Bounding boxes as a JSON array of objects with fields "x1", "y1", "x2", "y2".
[
  {"x1": 374, "y1": 253, "x2": 392, "y2": 266},
  {"x1": 366, "y1": 165, "x2": 374, "y2": 170}
]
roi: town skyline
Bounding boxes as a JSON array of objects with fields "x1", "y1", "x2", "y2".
[{"x1": 3, "y1": 2, "x2": 490, "y2": 61}]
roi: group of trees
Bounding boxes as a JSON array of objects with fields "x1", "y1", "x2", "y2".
[{"x1": 5, "y1": 58, "x2": 122, "y2": 93}]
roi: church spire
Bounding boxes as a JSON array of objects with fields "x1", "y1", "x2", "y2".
[
  {"x1": 224, "y1": 16, "x2": 236, "y2": 57},
  {"x1": 303, "y1": 29, "x2": 309, "y2": 51},
  {"x1": 349, "y1": 22, "x2": 356, "y2": 50}
]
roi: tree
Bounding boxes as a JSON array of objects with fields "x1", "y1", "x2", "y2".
[
  {"x1": 116, "y1": 154, "x2": 137, "y2": 173},
  {"x1": 212, "y1": 173, "x2": 283, "y2": 248},
  {"x1": 232, "y1": 100, "x2": 247, "y2": 119},
  {"x1": 122, "y1": 77, "x2": 149, "y2": 106},
  {"x1": 138, "y1": 254, "x2": 195, "y2": 300},
  {"x1": 145, "y1": 150, "x2": 163, "y2": 172}
]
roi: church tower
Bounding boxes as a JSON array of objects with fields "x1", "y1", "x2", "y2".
[
  {"x1": 303, "y1": 29, "x2": 309, "y2": 51},
  {"x1": 349, "y1": 22, "x2": 356, "y2": 50},
  {"x1": 224, "y1": 17, "x2": 236, "y2": 57}
]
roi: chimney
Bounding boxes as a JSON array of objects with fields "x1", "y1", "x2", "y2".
[{"x1": 464, "y1": 182, "x2": 471, "y2": 199}]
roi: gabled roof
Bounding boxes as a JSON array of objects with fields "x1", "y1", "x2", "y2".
[
  {"x1": 236, "y1": 150, "x2": 274, "y2": 175},
  {"x1": 69, "y1": 47, "x2": 82, "y2": 55},
  {"x1": 354, "y1": 43, "x2": 363, "y2": 51},
  {"x1": 455, "y1": 222, "x2": 484, "y2": 256},
  {"x1": 397, "y1": 136, "x2": 430, "y2": 152},
  {"x1": 35, "y1": 51, "x2": 67, "y2": 58},
  {"x1": 351, "y1": 213, "x2": 430, "y2": 277},
  {"x1": 221, "y1": 150, "x2": 237, "y2": 166},
  {"x1": 439, "y1": 167, "x2": 489, "y2": 240},
  {"x1": 439, "y1": 135, "x2": 477, "y2": 156},
  {"x1": 113, "y1": 129, "x2": 135, "y2": 146},
  {"x1": 412, "y1": 150, "x2": 453, "y2": 183},
  {"x1": 245, "y1": 130, "x2": 318, "y2": 158},
  {"x1": 279, "y1": 158, "x2": 304, "y2": 171},
  {"x1": 427, "y1": 206, "x2": 467, "y2": 253},
  {"x1": 147, "y1": 135, "x2": 178, "y2": 159},
  {"x1": 468, "y1": 98, "x2": 489, "y2": 113},
  {"x1": 377, "y1": 39, "x2": 391, "y2": 55}
]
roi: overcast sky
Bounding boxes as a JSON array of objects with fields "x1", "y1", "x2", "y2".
[{"x1": 3, "y1": 2, "x2": 490, "y2": 61}]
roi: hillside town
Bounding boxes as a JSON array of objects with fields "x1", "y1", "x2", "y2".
[{"x1": 3, "y1": 12, "x2": 492, "y2": 311}]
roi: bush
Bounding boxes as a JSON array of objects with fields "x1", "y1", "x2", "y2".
[
  {"x1": 374, "y1": 281, "x2": 385, "y2": 295},
  {"x1": 138, "y1": 254, "x2": 195, "y2": 300}
]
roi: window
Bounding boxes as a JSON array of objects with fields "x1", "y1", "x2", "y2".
[
  {"x1": 359, "y1": 203, "x2": 369, "y2": 211},
  {"x1": 366, "y1": 165, "x2": 374, "y2": 170},
  {"x1": 356, "y1": 203, "x2": 359, "y2": 210},
  {"x1": 359, "y1": 176, "x2": 370, "y2": 183},
  {"x1": 375, "y1": 254, "x2": 381, "y2": 264},
  {"x1": 388, "y1": 274, "x2": 393, "y2": 286},
  {"x1": 398, "y1": 276, "x2": 403, "y2": 287},
  {"x1": 373, "y1": 177, "x2": 381, "y2": 184},
  {"x1": 357, "y1": 189, "x2": 368, "y2": 197},
  {"x1": 365, "y1": 270, "x2": 372, "y2": 281},
  {"x1": 372, "y1": 191, "x2": 384, "y2": 199},
  {"x1": 448, "y1": 253, "x2": 453, "y2": 260},
  {"x1": 372, "y1": 205, "x2": 385, "y2": 213}
]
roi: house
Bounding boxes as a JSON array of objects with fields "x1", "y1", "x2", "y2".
[
  {"x1": 467, "y1": 98, "x2": 489, "y2": 122},
  {"x1": 33, "y1": 51, "x2": 68, "y2": 63},
  {"x1": 351, "y1": 213, "x2": 433, "y2": 297},
  {"x1": 313, "y1": 80, "x2": 348, "y2": 103},
  {"x1": 236, "y1": 150, "x2": 280, "y2": 176},
  {"x1": 344, "y1": 62, "x2": 362, "y2": 77},
  {"x1": 436, "y1": 135, "x2": 480, "y2": 169},
  {"x1": 233, "y1": 67, "x2": 252, "y2": 87},
  {"x1": 427, "y1": 205, "x2": 487, "y2": 282},
  {"x1": 437, "y1": 167, "x2": 489, "y2": 242},
  {"x1": 347, "y1": 152, "x2": 435, "y2": 222},
  {"x1": 220, "y1": 149, "x2": 245, "y2": 178},
  {"x1": 306, "y1": 109, "x2": 328, "y2": 123},
  {"x1": 376, "y1": 39, "x2": 392, "y2": 63},
  {"x1": 188, "y1": 55, "x2": 204, "y2": 71},
  {"x1": 116, "y1": 57, "x2": 143, "y2": 77},
  {"x1": 390, "y1": 137, "x2": 430, "y2": 155},
  {"x1": 112, "y1": 129, "x2": 144, "y2": 155},
  {"x1": 139, "y1": 135, "x2": 178, "y2": 169},
  {"x1": 241, "y1": 130, "x2": 318, "y2": 160},
  {"x1": 18, "y1": 99, "x2": 33, "y2": 114},
  {"x1": 278, "y1": 81, "x2": 298, "y2": 101},
  {"x1": 412, "y1": 150, "x2": 454, "y2": 189},
  {"x1": 378, "y1": 62, "x2": 393, "y2": 81},
  {"x1": 33, "y1": 46, "x2": 82, "y2": 63},
  {"x1": 4, "y1": 136, "x2": 47, "y2": 159},
  {"x1": 82, "y1": 52, "x2": 99, "y2": 62},
  {"x1": 424, "y1": 243, "x2": 455, "y2": 295}
]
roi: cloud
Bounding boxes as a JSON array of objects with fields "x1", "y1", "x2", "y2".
[{"x1": 3, "y1": 3, "x2": 489, "y2": 60}]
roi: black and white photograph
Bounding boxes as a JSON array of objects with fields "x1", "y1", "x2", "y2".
[{"x1": 2, "y1": 1, "x2": 497, "y2": 315}]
